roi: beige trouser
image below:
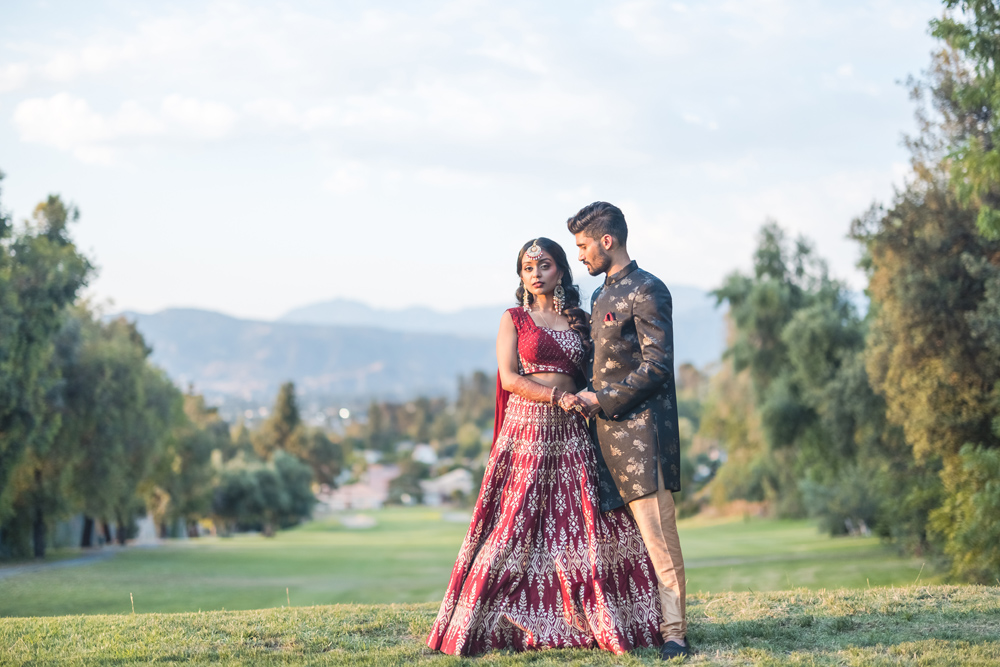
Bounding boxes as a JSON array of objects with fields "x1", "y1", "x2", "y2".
[{"x1": 628, "y1": 464, "x2": 686, "y2": 640}]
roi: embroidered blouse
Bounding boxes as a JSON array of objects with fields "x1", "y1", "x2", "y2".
[
  {"x1": 507, "y1": 307, "x2": 585, "y2": 381},
  {"x1": 491, "y1": 307, "x2": 588, "y2": 445}
]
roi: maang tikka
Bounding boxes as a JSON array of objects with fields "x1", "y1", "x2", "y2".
[
  {"x1": 524, "y1": 239, "x2": 544, "y2": 261},
  {"x1": 522, "y1": 240, "x2": 543, "y2": 312}
]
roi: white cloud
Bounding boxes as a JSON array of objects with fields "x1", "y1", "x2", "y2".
[
  {"x1": 610, "y1": 0, "x2": 691, "y2": 57},
  {"x1": 0, "y1": 0, "x2": 940, "y2": 317},
  {"x1": 162, "y1": 95, "x2": 236, "y2": 139},
  {"x1": 555, "y1": 186, "x2": 595, "y2": 205},
  {"x1": 718, "y1": 0, "x2": 793, "y2": 45},
  {"x1": 0, "y1": 63, "x2": 29, "y2": 94},
  {"x1": 415, "y1": 167, "x2": 491, "y2": 188},
  {"x1": 697, "y1": 156, "x2": 760, "y2": 183},
  {"x1": 12, "y1": 93, "x2": 236, "y2": 163},
  {"x1": 244, "y1": 98, "x2": 301, "y2": 126},
  {"x1": 40, "y1": 43, "x2": 130, "y2": 82},
  {"x1": 323, "y1": 162, "x2": 369, "y2": 194},
  {"x1": 682, "y1": 113, "x2": 718, "y2": 131},
  {"x1": 13, "y1": 93, "x2": 128, "y2": 164}
]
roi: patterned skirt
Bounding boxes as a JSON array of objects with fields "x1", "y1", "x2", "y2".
[{"x1": 426, "y1": 394, "x2": 663, "y2": 656}]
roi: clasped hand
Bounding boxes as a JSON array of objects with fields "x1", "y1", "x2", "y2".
[{"x1": 557, "y1": 390, "x2": 601, "y2": 418}]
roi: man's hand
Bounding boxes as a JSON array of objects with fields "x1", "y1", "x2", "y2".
[{"x1": 576, "y1": 391, "x2": 602, "y2": 418}]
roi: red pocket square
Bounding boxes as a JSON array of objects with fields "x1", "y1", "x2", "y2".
[{"x1": 604, "y1": 312, "x2": 616, "y2": 322}]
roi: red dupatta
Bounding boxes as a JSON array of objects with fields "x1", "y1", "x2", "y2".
[{"x1": 492, "y1": 372, "x2": 511, "y2": 446}]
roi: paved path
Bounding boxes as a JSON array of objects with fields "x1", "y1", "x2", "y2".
[{"x1": 0, "y1": 548, "x2": 120, "y2": 581}]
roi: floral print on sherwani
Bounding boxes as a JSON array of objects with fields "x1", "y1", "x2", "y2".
[{"x1": 588, "y1": 261, "x2": 681, "y2": 512}]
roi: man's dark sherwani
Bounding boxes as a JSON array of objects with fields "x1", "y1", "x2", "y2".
[{"x1": 589, "y1": 260, "x2": 680, "y2": 512}]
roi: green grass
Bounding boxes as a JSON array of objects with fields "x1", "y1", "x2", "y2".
[
  {"x1": 0, "y1": 509, "x2": 940, "y2": 618},
  {"x1": 2, "y1": 586, "x2": 998, "y2": 665},
  {"x1": 0, "y1": 509, "x2": 463, "y2": 617},
  {"x1": 679, "y1": 516, "x2": 938, "y2": 593}
]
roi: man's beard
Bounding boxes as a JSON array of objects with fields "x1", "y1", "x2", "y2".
[{"x1": 588, "y1": 250, "x2": 613, "y2": 276}]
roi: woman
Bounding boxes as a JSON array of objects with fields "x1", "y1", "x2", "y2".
[{"x1": 426, "y1": 237, "x2": 663, "y2": 656}]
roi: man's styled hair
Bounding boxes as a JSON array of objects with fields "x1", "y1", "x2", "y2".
[{"x1": 566, "y1": 201, "x2": 628, "y2": 246}]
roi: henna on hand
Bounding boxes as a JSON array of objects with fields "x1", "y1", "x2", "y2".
[{"x1": 507, "y1": 376, "x2": 567, "y2": 405}]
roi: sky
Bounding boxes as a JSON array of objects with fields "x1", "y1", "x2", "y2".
[{"x1": 1, "y1": 0, "x2": 940, "y2": 320}]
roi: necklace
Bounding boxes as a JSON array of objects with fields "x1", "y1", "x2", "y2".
[{"x1": 535, "y1": 308, "x2": 556, "y2": 329}]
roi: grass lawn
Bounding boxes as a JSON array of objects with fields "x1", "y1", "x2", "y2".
[
  {"x1": 679, "y1": 516, "x2": 937, "y2": 594},
  {"x1": 2, "y1": 587, "x2": 998, "y2": 665},
  {"x1": 0, "y1": 508, "x2": 939, "y2": 618}
]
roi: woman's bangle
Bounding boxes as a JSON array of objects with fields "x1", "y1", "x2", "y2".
[{"x1": 550, "y1": 386, "x2": 558, "y2": 404}]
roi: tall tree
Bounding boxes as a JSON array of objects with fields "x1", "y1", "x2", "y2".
[
  {"x1": 0, "y1": 190, "x2": 92, "y2": 558},
  {"x1": 253, "y1": 382, "x2": 300, "y2": 459},
  {"x1": 851, "y1": 180, "x2": 1000, "y2": 573},
  {"x1": 930, "y1": 1, "x2": 1000, "y2": 238},
  {"x1": 711, "y1": 223, "x2": 864, "y2": 517},
  {"x1": 456, "y1": 371, "x2": 495, "y2": 430},
  {"x1": 284, "y1": 428, "x2": 343, "y2": 486},
  {"x1": 146, "y1": 392, "x2": 226, "y2": 537},
  {"x1": 56, "y1": 312, "x2": 181, "y2": 547}
]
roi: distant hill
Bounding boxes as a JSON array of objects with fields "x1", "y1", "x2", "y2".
[
  {"x1": 122, "y1": 309, "x2": 496, "y2": 402},
  {"x1": 279, "y1": 300, "x2": 504, "y2": 338},
  {"x1": 123, "y1": 287, "x2": 726, "y2": 404},
  {"x1": 279, "y1": 284, "x2": 726, "y2": 369}
]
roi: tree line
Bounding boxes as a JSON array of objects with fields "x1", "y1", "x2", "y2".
[
  {"x1": 0, "y1": 183, "x2": 346, "y2": 557},
  {"x1": 0, "y1": 178, "x2": 736, "y2": 559},
  {"x1": 698, "y1": 1, "x2": 1000, "y2": 583}
]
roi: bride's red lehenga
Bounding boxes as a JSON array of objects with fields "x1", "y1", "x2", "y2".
[{"x1": 426, "y1": 307, "x2": 663, "y2": 656}]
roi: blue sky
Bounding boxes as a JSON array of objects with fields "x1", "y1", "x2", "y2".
[{"x1": 1, "y1": 0, "x2": 939, "y2": 319}]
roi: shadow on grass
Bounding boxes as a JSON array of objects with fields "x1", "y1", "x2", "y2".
[
  {"x1": 3, "y1": 588, "x2": 999, "y2": 665},
  {"x1": 686, "y1": 588, "x2": 1000, "y2": 664}
]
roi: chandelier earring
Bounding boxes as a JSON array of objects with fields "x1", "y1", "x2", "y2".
[
  {"x1": 522, "y1": 284, "x2": 532, "y2": 311},
  {"x1": 554, "y1": 284, "x2": 566, "y2": 313}
]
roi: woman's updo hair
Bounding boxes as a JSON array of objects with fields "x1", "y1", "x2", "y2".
[{"x1": 515, "y1": 237, "x2": 592, "y2": 353}]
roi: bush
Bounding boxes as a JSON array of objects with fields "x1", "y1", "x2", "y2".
[
  {"x1": 800, "y1": 465, "x2": 881, "y2": 536},
  {"x1": 930, "y1": 444, "x2": 1000, "y2": 582}
]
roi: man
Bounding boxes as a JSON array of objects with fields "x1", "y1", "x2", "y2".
[{"x1": 567, "y1": 201, "x2": 688, "y2": 661}]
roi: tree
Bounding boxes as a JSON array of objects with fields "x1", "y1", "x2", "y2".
[
  {"x1": 851, "y1": 179, "x2": 1000, "y2": 570},
  {"x1": 285, "y1": 427, "x2": 344, "y2": 486},
  {"x1": 697, "y1": 355, "x2": 771, "y2": 508},
  {"x1": 270, "y1": 451, "x2": 316, "y2": 529},
  {"x1": 364, "y1": 401, "x2": 390, "y2": 452},
  {"x1": 210, "y1": 451, "x2": 315, "y2": 537},
  {"x1": 404, "y1": 397, "x2": 432, "y2": 443},
  {"x1": 146, "y1": 392, "x2": 227, "y2": 537},
  {"x1": 55, "y1": 311, "x2": 181, "y2": 547},
  {"x1": 210, "y1": 456, "x2": 261, "y2": 536},
  {"x1": 253, "y1": 382, "x2": 301, "y2": 459},
  {"x1": 455, "y1": 422, "x2": 483, "y2": 460},
  {"x1": 387, "y1": 458, "x2": 430, "y2": 505},
  {"x1": 705, "y1": 220, "x2": 917, "y2": 537},
  {"x1": 711, "y1": 223, "x2": 865, "y2": 517},
  {"x1": 930, "y1": 1, "x2": 1000, "y2": 238},
  {"x1": 456, "y1": 371, "x2": 495, "y2": 430},
  {"x1": 0, "y1": 190, "x2": 92, "y2": 558},
  {"x1": 229, "y1": 421, "x2": 254, "y2": 461},
  {"x1": 933, "y1": 444, "x2": 1000, "y2": 580}
]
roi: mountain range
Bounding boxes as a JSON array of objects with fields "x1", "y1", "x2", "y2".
[{"x1": 123, "y1": 285, "x2": 726, "y2": 404}]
